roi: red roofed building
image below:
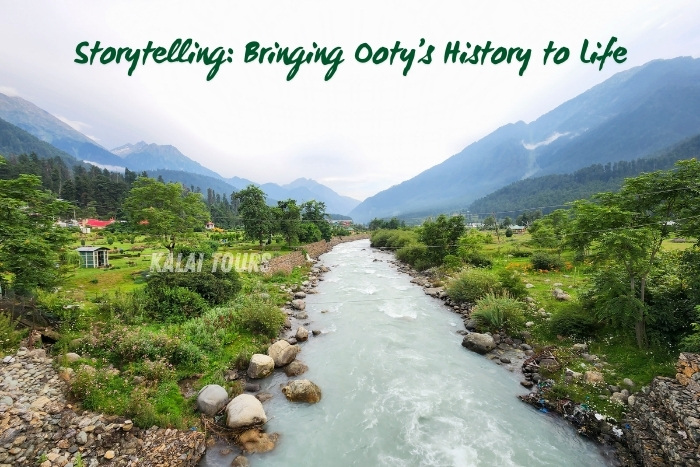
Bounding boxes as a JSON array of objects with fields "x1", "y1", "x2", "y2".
[{"x1": 82, "y1": 218, "x2": 115, "y2": 229}]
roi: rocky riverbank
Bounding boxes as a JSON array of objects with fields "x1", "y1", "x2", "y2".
[
  {"x1": 0, "y1": 348, "x2": 205, "y2": 467},
  {"x1": 380, "y1": 251, "x2": 700, "y2": 466}
]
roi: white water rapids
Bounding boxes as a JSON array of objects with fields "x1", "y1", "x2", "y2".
[{"x1": 201, "y1": 239, "x2": 611, "y2": 466}]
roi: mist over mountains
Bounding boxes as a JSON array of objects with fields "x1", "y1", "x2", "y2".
[{"x1": 349, "y1": 57, "x2": 700, "y2": 222}]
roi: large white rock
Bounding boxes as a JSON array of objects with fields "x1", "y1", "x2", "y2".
[
  {"x1": 282, "y1": 379, "x2": 322, "y2": 403},
  {"x1": 291, "y1": 299, "x2": 306, "y2": 310},
  {"x1": 267, "y1": 340, "x2": 300, "y2": 367},
  {"x1": 461, "y1": 333, "x2": 496, "y2": 354},
  {"x1": 247, "y1": 354, "x2": 275, "y2": 379},
  {"x1": 226, "y1": 394, "x2": 267, "y2": 429},
  {"x1": 295, "y1": 327, "x2": 309, "y2": 342},
  {"x1": 197, "y1": 384, "x2": 229, "y2": 416}
]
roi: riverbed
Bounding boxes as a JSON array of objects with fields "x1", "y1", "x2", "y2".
[{"x1": 201, "y1": 239, "x2": 610, "y2": 466}]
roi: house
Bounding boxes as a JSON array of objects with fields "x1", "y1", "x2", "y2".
[
  {"x1": 509, "y1": 225, "x2": 527, "y2": 234},
  {"x1": 205, "y1": 221, "x2": 215, "y2": 230},
  {"x1": 82, "y1": 218, "x2": 115, "y2": 229},
  {"x1": 76, "y1": 246, "x2": 110, "y2": 268}
]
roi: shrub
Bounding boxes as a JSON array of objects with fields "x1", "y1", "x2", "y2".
[
  {"x1": 234, "y1": 296, "x2": 285, "y2": 338},
  {"x1": 549, "y1": 303, "x2": 599, "y2": 338},
  {"x1": 395, "y1": 243, "x2": 428, "y2": 266},
  {"x1": 0, "y1": 312, "x2": 25, "y2": 351},
  {"x1": 442, "y1": 254, "x2": 463, "y2": 270},
  {"x1": 461, "y1": 251, "x2": 493, "y2": 268},
  {"x1": 497, "y1": 269, "x2": 528, "y2": 300},
  {"x1": 530, "y1": 251, "x2": 564, "y2": 271},
  {"x1": 447, "y1": 268, "x2": 501, "y2": 304},
  {"x1": 471, "y1": 293, "x2": 526, "y2": 335},
  {"x1": 146, "y1": 286, "x2": 208, "y2": 323}
]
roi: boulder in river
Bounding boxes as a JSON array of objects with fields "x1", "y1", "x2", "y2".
[
  {"x1": 197, "y1": 384, "x2": 229, "y2": 416},
  {"x1": 282, "y1": 379, "x2": 322, "y2": 403},
  {"x1": 247, "y1": 354, "x2": 275, "y2": 379},
  {"x1": 291, "y1": 299, "x2": 306, "y2": 310},
  {"x1": 284, "y1": 360, "x2": 309, "y2": 377},
  {"x1": 461, "y1": 333, "x2": 496, "y2": 354},
  {"x1": 226, "y1": 394, "x2": 267, "y2": 429},
  {"x1": 296, "y1": 326, "x2": 309, "y2": 342},
  {"x1": 267, "y1": 340, "x2": 300, "y2": 367},
  {"x1": 239, "y1": 429, "x2": 279, "y2": 453}
]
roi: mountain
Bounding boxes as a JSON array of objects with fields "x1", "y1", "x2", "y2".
[
  {"x1": 349, "y1": 57, "x2": 700, "y2": 223},
  {"x1": 467, "y1": 133, "x2": 700, "y2": 217},
  {"x1": 111, "y1": 141, "x2": 225, "y2": 178},
  {"x1": 0, "y1": 92, "x2": 362, "y2": 216},
  {"x1": 0, "y1": 93, "x2": 125, "y2": 167},
  {"x1": 276, "y1": 178, "x2": 360, "y2": 214},
  {"x1": 0, "y1": 117, "x2": 82, "y2": 166}
]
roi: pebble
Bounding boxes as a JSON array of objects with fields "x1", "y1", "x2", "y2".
[{"x1": 0, "y1": 348, "x2": 206, "y2": 466}]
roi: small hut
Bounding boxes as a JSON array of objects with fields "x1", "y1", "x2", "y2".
[{"x1": 76, "y1": 246, "x2": 110, "y2": 268}]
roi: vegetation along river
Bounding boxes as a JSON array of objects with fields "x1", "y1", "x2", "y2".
[{"x1": 206, "y1": 239, "x2": 610, "y2": 466}]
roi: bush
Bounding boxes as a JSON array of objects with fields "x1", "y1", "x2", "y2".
[
  {"x1": 0, "y1": 312, "x2": 25, "y2": 351},
  {"x1": 234, "y1": 297, "x2": 285, "y2": 338},
  {"x1": 471, "y1": 293, "x2": 526, "y2": 335},
  {"x1": 549, "y1": 303, "x2": 599, "y2": 338},
  {"x1": 447, "y1": 268, "x2": 501, "y2": 304},
  {"x1": 497, "y1": 269, "x2": 528, "y2": 300},
  {"x1": 461, "y1": 251, "x2": 493, "y2": 268},
  {"x1": 530, "y1": 251, "x2": 564, "y2": 271},
  {"x1": 395, "y1": 243, "x2": 428, "y2": 266},
  {"x1": 146, "y1": 286, "x2": 208, "y2": 323}
]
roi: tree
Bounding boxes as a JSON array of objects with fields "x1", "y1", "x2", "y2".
[
  {"x1": 234, "y1": 185, "x2": 274, "y2": 249},
  {"x1": 122, "y1": 177, "x2": 209, "y2": 255},
  {"x1": 419, "y1": 214, "x2": 465, "y2": 265},
  {"x1": 568, "y1": 160, "x2": 699, "y2": 348},
  {"x1": 274, "y1": 199, "x2": 301, "y2": 246},
  {"x1": 0, "y1": 157, "x2": 72, "y2": 295},
  {"x1": 301, "y1": 200, "x2": 332, "y2": 241}
]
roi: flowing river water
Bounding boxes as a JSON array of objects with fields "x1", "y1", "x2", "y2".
[{"x1": 201, "y1": 239, "x2": 611, "y2": 466}]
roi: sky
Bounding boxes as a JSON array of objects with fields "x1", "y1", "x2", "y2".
[{"x1": 1, "y1": 1, "x2": 699, "y2": 201}]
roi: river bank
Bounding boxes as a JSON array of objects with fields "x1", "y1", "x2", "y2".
[{"x1": 223, "y1": 239, "x2": 609, "y2": 466}]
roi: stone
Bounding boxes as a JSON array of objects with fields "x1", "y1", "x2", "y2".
[
  {"x1": 610, "y1": 392, "x2": 628, "y2": 405},
  {"x1": 226, "y1": 394, "x2": 267, "y2": 429},
  {"x1": 267, "y1": 340, "x2": 300, "y2": 367},
  {"x1": 283, "y1": 360, "x2": 309, "y2": 377},
  {"x1": 65, "y1": 352, "x2": 81, "y2": 363},
  {"x1": 572, "y1": 343, "x2": 588, "y2": 352},
  {"x1": 525, "y1": 321, "x2": 535, "y2": 328},
  {"x1": 295, "y1": 327, "x2": 309, "y2": 342},
  {"x1": 238, "y1": 429, "x2": 278, "y2": 453},
  {"x1": 520, "y1": 380, "x2": 534, "y2": 389},
  {"x1": 76, "y1": 431, "x2": 88, "y2": 445},
  {"x1": 584, "y1": 371, "x2": 605, "y2": 384},
  {"x1": 461, "y1": 333, "x2": 496, "y2": 354},
  {"x1": 30, "y1": 396, "x2": 51, "y2": 410},
  {"x1": 104, "y1": 450, "x2": 115, "y2": 459},
  {"x1": 231, "y1": 455, "x2": 250, "y2": 467},
  {"x1": 281, "y1": 379, "x2": 322, "y2": 403},
  {"x1": 311, "y1": 329, "x2": 321, "y2": 336},
  {"x1": 294, "y1": 312, "x2": 309, "y2": 320},
  {"x1": 245, "y1": 382, "x2": 261, "y2": 392},
  {"x1": 247, "y1": 354, "x2": 275, "y2": 379},
  {"x1": 197, "y1": 384, "x2": 229, "y2": 416},
  {"x1": 122, "y1": 420, "x2": 133, "y2": 431},
  {"x1": 499, "y1": 357, "x2": 511, "y2": 364},
  {"x1": 291, "y1": 299, "x2": 306, "y2": 311},
  {"x1": 294, "y1": 291, "x2": 306, "y2": 299},
  {"x1": 552, "y1": 288, "x2": 571, "y2": 301},
  {"x1": 255, "y1": 392, "x2": 273, "y2": 403},
  {"x1": 0, "y1": 396, "x2": 13, "y2": 406},
  {"x1": 623, "y1": 377, "x2": 635, "y2": 388}
]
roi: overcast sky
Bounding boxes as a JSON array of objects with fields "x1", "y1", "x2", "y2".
[{"x1": 1, "y1": 1, "x2": 699, "y2": 200}]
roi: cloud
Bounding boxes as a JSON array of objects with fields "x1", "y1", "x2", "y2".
[{"x1": 56, "y1": 115, "x2": 100, "y2": 141}]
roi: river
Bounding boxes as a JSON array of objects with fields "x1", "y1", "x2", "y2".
[{"x1": 201, "y1": 239, "x2": 610, "y2": 466}]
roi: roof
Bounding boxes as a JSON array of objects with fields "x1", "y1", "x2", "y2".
[
  {"x1": 84, "y1": 218, "x2": 115, "y2": 228},
  {"x1": 76, "y1": 247, "x2": 111, "y2": 252}
]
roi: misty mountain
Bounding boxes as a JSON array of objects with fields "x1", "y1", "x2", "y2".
[
  {"x1": 0, "y1": 117, "x2": 83, "y2": 166},
  {"x1": 271, "y1": 178, "x2": 360, "y2": 214},
  {"x1": 111, "y1": 141, "x2": 226, "y2": 178},
  {"x1": 467, "y1": 133, "x2": 700, "y2": 217},
  {"x1": 0, "y1": 92, "x2": 363, "y2": 216},
  {"x1": 350, "y1": 57, "x2": 700, "y2": 223},
  {"x1": 0, "y1": 93, "x2": 126, "y2": 167}
]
